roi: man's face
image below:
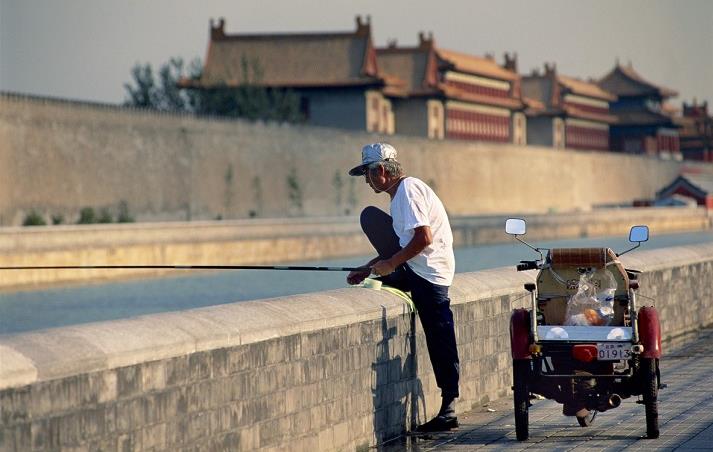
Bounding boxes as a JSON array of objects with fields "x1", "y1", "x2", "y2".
[{"x1": 364, "y1": 166, "x2": 384, "y2": 193}]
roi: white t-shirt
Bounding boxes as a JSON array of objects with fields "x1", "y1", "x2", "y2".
[{"x1": 390, "y1": 177, "x2": 455, "y2": 286}]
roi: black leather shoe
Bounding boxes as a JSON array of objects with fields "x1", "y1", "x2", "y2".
[{"x1": 415, "y1": 415, "x2": 459, "y2": 432}]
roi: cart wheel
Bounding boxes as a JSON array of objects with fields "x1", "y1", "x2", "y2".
[
  {"x1": 513, "y1": 359, "x2": 530, "y2": 441},
  {"x1": 642, "y1": 358, "x2": 659, "y2": 438},
  {"x1": 576, "y1": 410, "x2": 597, "y2": 427}
]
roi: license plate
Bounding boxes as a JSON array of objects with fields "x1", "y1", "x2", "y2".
[{"x1": 597, "y1": 343, "x2": 631, "y2": 360}]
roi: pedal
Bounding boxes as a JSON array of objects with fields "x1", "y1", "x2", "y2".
[{"x1": 659, "y1": 383, "x2": 667, "y2": 390}]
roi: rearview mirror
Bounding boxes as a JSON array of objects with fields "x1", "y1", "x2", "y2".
[
  {"x1": 505, "y1": 218, "x2": 527, "y2": 236},
  {"x1": 629, "y1": 225, "x2": 649, "y2": 243}
]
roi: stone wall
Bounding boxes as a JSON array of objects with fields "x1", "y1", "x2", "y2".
[
  {"x1": 2, "y1": 243, "x2": 713, "y2": 451},
  {"x1": 0, "y1": 93, "x2": 702, "y2": 226},
  {"x1": 0, "y1": 207, "x2": 710, "y2": 289}
]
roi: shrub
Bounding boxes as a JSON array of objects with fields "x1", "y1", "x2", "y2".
[
  {"x1": 23, "y1": 210, "x2": 46, "y2": 226},
  {"x1": 117, "y1": 201, "x2": 134, "y2": 223},
  {"x1": 77, "y1": 207, "x2": 97, "y2": 224},
  {"x1": 98, "y1": 208, "x2": 113, "y2": 223},
  {"x1": 51, "y1": 214, "x2": 65, "y2": 225}
]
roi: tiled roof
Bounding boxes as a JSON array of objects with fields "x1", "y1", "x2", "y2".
[
  {"x1": 376, "y1": 47, "x2": 436, "y2": 94},
  {"x1": 190, "y1": 18, "x2": 387, "y2": 89},
  {"x1": 658, "y1": 172, "x2": 713, "y2": 198},
  {"x1": 436, "y1": 49, "x2": 519, "y2": 81},
  {"x1": 439, "y1": 84, "x2": 523, "y2": 109},
  {"x1": 612, "y1": 110, "x2": 676, "y2": 126},
  {"x1": 522, "y1": 96, "x2": 545, "y2": 111},
  {"x1": 598, "y1": 63, "x2": 678, "y2": 98},
  {"x1": 563, "y1": 105, "x2": 617, "y2": 123},
  {"x1": 558, "y1": 75, "x2": 616, "y2": 101}
]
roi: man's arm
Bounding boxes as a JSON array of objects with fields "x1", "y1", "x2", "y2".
[{"x1": 371, "y1": 225, "x2": 432, "y2": 276}]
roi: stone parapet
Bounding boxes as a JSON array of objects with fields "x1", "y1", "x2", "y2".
[{"x1": 1, "y1": 243, "x2": 713, "y2": 450}]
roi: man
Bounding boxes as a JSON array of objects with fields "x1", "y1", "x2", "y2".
[{"x1": 347, "y1": 142, "x2": 460, "y2": 432}]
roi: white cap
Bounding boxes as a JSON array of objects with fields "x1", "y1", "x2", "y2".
[{"x1": 348, "y1": 143, "x2": 398, "y2": 176}]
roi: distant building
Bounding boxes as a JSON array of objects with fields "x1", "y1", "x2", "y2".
[
  {"x1": 521, "y1": 63, "x2": 616, "y2": 151},
  {"x1": 675, "y1": 100, "x2": 713, "y2": 162},
  {"x1": 598, "y1": 62, "x2": 681, "y2": 159},
  {"x1": 183, "y1": 17, "x2": 405, "y2": 134},
  {"x1": 656, "y1": 171, "x2": 713, "y2": 208},
  {"x1": 376, "y1": 34, "x2": 525, "y2": 144}
]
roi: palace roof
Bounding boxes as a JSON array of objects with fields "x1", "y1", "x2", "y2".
[
  {"x1": 521, "y1": 64, "x2": 617, "y2": 123},
  {"x1": 376, "y1": 35, "x2": 522, "y2": 108},
  {"x1": 184, "y1": 17, "x2": 404, "y2": 93},
  {"x1": 436, "y1": 49, "x2": 520, "y2": 82},
  {"x1": 598, "y1": 63, "x2": 678, "y2": 98},
  {"x1": 376, "y1": 45, "x2": 437, "y2": 95},
  {"x1": 558, "y1": 75, "x2": 616, "y2": 101}
]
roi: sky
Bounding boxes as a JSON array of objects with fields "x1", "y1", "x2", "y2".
[{"x1": 1, "y1": 0, "x2": 712, "y2": 109}]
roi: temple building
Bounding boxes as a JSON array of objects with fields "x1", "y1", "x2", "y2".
[
  {"x1": 521, "y1": 63, "x2": 616, "y2": 151},
  {"x1": 656, "y1": 170, "x2": 713, "y2": 208},
  {"x1": 375, "y1": 34, "x2": 526, "y2": 144},
  {"x1": 598, "y1": 62, "x2": 681, "y2": 159},
  {"x1": 675, "y1": 100, "x2": 713, "y2": 162},
  {"x1": 182, "y1": 17, "x2": 405, "y2": 134}
]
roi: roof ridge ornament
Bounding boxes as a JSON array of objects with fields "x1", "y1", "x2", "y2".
[{"x1": 210, "y1": 17, "x2": 226, "y2": 40}]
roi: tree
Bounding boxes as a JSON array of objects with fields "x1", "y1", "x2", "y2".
[{"x1": 123, "y1": 56, "x2": 302, "y2": 123}]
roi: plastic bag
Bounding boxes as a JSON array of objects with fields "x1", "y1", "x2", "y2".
[{"x1": 564, "y1": 270, "x2": 617, "y2": 326}]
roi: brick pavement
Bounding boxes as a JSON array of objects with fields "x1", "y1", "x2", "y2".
[{"x1": 385, "y1": 328, "x2": 713, "y2": 451}]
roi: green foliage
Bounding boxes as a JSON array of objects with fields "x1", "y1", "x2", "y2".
[
  {"x1": 224, "y1": 164, "x2": 234, "y2": 218},
  {"x1": 51, "y1": 214, "x2": 64, "y2": 225},
  {"x1": 332, "y1": 170, "x2": 343, "y2": 210},
  {"x1": 286, "y1": 167, "x2": 303, "y2": 213},
  {"x1": 117, "y1": 201, "x2": 135, "y2": 223},
  {"x1": 251, "y1": 176, "x2": 263, "y2": 218},
  {"x1": 22, "y1": 210, "x2": 46, "y2": 226},
  {"x1": 124, "y1": 64, "x2": 155, "y2": 108},
  {"x1": 98, "y1": 208, "x2": 113, "y2": 224},
  {"x1": 124, "y1": 56, "x2": 302, "y2": 123},
  {"x1": 77, "y1": 207, "x2": 97, "y2": 224},
  {"x1": 346, "y1": 177, "x2": 358, "y2": 215}
]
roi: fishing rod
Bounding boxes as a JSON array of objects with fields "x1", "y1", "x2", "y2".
[{"x1": 0, "y1": 264, "x2": 370, "y2": 272}]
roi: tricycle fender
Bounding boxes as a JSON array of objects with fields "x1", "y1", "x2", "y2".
[
  {"x1": 638, "y1": 306, "x2": 662, "y2": 358},
  {"x1": 510, "y1": 308, "x2": 531, "y2": 359}
]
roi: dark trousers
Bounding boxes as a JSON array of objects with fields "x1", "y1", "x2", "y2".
[{"x1": 361, "y1": 206, "x2": 460, "y2": 398}]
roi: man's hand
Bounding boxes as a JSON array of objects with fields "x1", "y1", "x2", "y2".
[
  {"x1": 371, "y1": 259, "x2": 397, "y2": 277},
  {"x1": 347, "y1": 268, "x2": 372, "y2": 285}
]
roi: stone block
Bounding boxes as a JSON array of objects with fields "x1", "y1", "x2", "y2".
[
  {"x1": 0, "y1": 387, "x2": 30, "y2": 426},
  {"x1": 93, "y1": 370, "x2": 117, "y2": 404},
  {"x1": 140, "y1": 422, "x2": 166, "y2": 450},
  {"x1": 316, "y1": 427, "x2": 334, "y2": 451},
  {"x1": 164, "y1": 417, "x2": 188, "y2": 448},
  {"x1": 185, "y1": 411, "x2": 210, "y2": 443},
  {"x1": 188, "y1": 352, "x2": 212, "y2": 382},
  {"x1": 141, "y1": 361, "x2": 166, "y2": 392},
  {"x1": 144, "y1": 387, "x2": 182, "y2": 425},
  {"x1": 116, "y1": 432, "x2": 140, "y2": 452},
  {"x1": 116, "y1": 366, "x2": 141, "y2": 399},
  {"x1": 258, "y1": 416, "x2": 289, "y2": 447},
  {"x1": 289, "y1": 410, "x2": 311, "y2": 436},
  {"x1": 115, "y1": 398, "x2": 144, "y2": 433},
  {"x1": 165, "y1": 354, "x2": 189, "y2": 387},
  {"x1": 210, "y1": 348, "x2": 229, "y2": 378},
  {"x1": 186, "y1": 380, "x2": 213, "y2": 412},
  {"x1": 333, "y1": 420, "x2": 350, "y2": 448},
  {"x1": 308, "y1": 404, "x2": 326, "y2": 430}
]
